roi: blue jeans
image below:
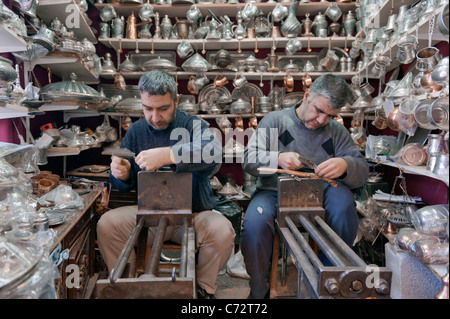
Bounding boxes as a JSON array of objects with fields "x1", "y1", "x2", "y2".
[{"x1": 240, "y1": 183, "x2": 359, "y2": 299}]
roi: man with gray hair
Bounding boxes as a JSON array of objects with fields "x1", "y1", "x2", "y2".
[
  {"x1": 242, "y1": 74, "x2": 369, "y2": 299},
  {"x1": 97, "y1": 70, "x2": 234, "y2": 299}
]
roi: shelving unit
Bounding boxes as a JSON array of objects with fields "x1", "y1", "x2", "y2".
[{"x1": 356, "y1": 0, "x2": 448, "y2": 78}]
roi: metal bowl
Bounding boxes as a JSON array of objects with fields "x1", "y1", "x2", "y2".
[
  {"x1": 414, "y1": 98, "x2": 439, "y2": 130},
  {"x1": 427, "y1": 96, "x2": 449, "y2": 131}
]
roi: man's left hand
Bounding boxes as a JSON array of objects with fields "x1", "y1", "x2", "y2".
[{"x1": 135, "y1": 147, "x2": 175, "y2": 171}]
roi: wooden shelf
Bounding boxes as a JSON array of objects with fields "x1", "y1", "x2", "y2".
[
  {"x1": 36, "y1": 0, "x2": 97, "y2": 44},
  {"x1": 33, "y1": 54, "x2": 99, "y2": 84},
  {"x1": 94, "y1": 1, "x2": 356, "y2": 19},
  {"x1": 99, "y1": 36, "x2": 356, "y2": 52},
  {"x1": 0, "y1": 25, "x2": 28, "y2": 53},
  {"x1": 368, "y1": 158, "x2": 449, "y2": 186},
  {"x1": 100, "y1": 70, "x2": 358, "y2": 81}
]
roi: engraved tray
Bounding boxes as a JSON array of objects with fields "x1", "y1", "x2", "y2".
[
  {"x1": 231, "y1": 83, "x2": 264, "y2": 104},
  {"x1": 198, "y1": 83, "x2": 231, "y2": 113}
]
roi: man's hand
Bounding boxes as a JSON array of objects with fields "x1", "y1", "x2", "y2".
[
  {"x1": 135, "y1": 147, "x2": 175, "y2": 172},
  {"x1": 278, "y1": 152, "x2": 304, "y2": 170},
  {"x1": 111, "y1": 155, "x2": 131, "y2": 181},
  {"x1": 315, "y1": 158, "x2": 347, "y2": 179}
]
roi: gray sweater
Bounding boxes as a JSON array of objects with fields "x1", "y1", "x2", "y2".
[{"x1": 243, "y1": 106, "x2": 369, "y2": 191}]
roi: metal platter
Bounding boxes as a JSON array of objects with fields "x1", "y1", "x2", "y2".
[
  {"x1": 231, "y1": 83, "x2": 263, "y2": 104},
  {"x1": 47, "y1": 211, "x2": 66, "y2": 227},
  {"x1": 281, "y1": 92, "x2": 304, "y2": 109},
  {"x1": 198, "y1": 83, "x2": 231, "y2": 113}
]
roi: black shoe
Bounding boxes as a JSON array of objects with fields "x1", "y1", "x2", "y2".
[{"x1": 197, "y1": 286, "x2": 216, "y2": 299}]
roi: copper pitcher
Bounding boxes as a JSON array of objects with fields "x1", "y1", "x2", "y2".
[
  {"x1": 284, "y1": 72, "x2": 294, "y2": 93},
  {"x1": 214, "y1": 72, "x2": 228, "y2": 89}
]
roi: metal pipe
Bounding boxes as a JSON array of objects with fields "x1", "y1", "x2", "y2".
[
  {"x1": 145, "y1": 217, "x2": 169, "y2": 276},
  {"x1": 314, "y1": 215, "x2": 367, "y2": 268},
  {"x1": 298, "y1": 215, "x2": 349, "y2": 268},
  {"x1": 179, "y1": 217, "x2": 189, "y2": 278},
  {"x1": 109, "y1": 218, "x2": 144, "y2": 284},
  {"x1": 280, "y1": 227, "x2": 319, "y2": 295},
  {"x1": 285, "y1": 217, "x2": 323, "y2": 270}
]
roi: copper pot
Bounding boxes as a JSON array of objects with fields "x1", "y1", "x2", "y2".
[{"x1": 387, "y1": 106, "x2": 401, "y2": 131}]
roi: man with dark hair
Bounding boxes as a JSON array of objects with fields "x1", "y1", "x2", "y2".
[
  {"x1": 97, "y1": 70, "x2": 235, "y2": 299},
  {"x1": 242, "y1": 74, "x2": 369, "y2": 299}
]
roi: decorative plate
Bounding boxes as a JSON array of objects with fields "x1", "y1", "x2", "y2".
[
  {"x1": 198, "y1": 84, "x2": 231, "y2": 113},
  {"x1": 231, "y1": 83, "x2": 263, "y2": 104}
]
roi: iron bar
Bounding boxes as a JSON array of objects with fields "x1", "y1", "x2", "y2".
[
  {"x1": 285, "y1": 216, "x2": 323, "y2": 270},
  {"x1": 179, "y1": 217, "x2": 189, "y2": 278},
  {"x1": 297, "y1": 215, "x2": 349, "y2": 268},
  {"x1": 109, "y1": 218, "x2": 145, "y2": 284},
  {"x1": 145, "y1": 217, "x2": 169, "y2": 276},
  {"x1": 314, "y1": 215, "x2": 367, "y2": 268}
]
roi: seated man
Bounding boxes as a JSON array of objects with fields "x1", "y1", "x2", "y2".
[
  {"x1": 97, "y1": 70, "x2": 235, "y2": 299},
  {"x1": 241, "y1": 74, "x2": 369, "y2": 299}
]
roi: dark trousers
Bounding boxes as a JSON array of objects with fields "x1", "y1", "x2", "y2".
[{"x1": 240, "y1": 183, "x2": 359, "y2": 299}]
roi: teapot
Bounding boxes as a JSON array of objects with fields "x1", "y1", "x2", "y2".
[
  {"x1": 206, "y1": 18, "x2": 221, "y2": 40},
  {"x1": 241, "y1": 1, "x2": 258, "y2": 21},
  {"x1": 139, "y1": 2, "x2": 154, "y2": 21},
  {"x1": 186, "y1": 4, "x2": 202, "y2": 26},
  {"x1": 100, "y1": 4, "x2": 117, "y2": 22},
  {"x1": 101, "y1": 52, "x2": 116, "y2": 73},
  {"x1": 215, "y1": 49, "x2": 232, "y2": 69},
  {"x1": 233, "y1": 21, "x2": 247, "y2": 40},
  {"x1": 177, "y1": 40, "x2": 194, "y2": 59}
]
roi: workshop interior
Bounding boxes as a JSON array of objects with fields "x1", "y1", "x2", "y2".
[{"x1": 0, "y1": 0, "x2": 449, "y2": 300}]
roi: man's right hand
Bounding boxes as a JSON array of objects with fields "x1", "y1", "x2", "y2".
[{"x1": 110, "y1": 155, "x2": 131, "y2": 181}]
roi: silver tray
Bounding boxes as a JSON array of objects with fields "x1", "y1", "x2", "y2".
[
  {"x1": 198, "y1": 83, "x2": 231, "y2": 113},
  {"x1": 231, "y1": 83, "x2": 263, "y2": 104}
]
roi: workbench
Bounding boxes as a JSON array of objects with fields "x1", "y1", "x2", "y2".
[{"x1": 50, "y1": 187, "x2": 102, "y2": 299}]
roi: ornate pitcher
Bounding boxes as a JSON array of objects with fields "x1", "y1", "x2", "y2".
[{"x1": 281, "y1": 1, "x2": 302, "y2": 38}]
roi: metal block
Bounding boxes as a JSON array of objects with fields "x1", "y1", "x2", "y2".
[
  {"x1": 277, "y1": 177, "x2": 325, "y2": 227},
  {"x1": 137, "y1": 171, "x2": 192, "y2": 226}
]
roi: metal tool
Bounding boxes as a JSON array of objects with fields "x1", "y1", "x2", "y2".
[
  {"x1": 93, "y1": 172, "x2": 196, "y2": 299},
  {"x1": 273, "y1": 176, "x2": 392, "y2": 299},
  {"x1": 258, "y1": 167, "x2": 338, "y2": 188},
  {"x1": 297, "y1": 154, "x2": 317, "y2": 170},
  {"x1": 101, "y1": 147, "x2": 136, "y2": 159}
]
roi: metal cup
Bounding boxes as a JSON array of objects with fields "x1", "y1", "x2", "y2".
[
  {"x1": 416, "y1": 47, "x2": 441, "y2": 72},
  {"x1": 233, "y1": 72, "x2": 248, "y2": 89},
  {"x1": 396, "y1": 35, "x2": 417, "y2": 64},
  {"x1": 432, "y1": 153, "x2": 449, "y2": 175},
  {"x1": 384, "y1": 14, "x2": 397, "y2": 35}
]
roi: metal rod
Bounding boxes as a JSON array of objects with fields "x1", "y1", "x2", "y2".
[
  {"x1": 314, "y1": 216, "x2": 367, "y2": 268},
  {"x1": 298, "y1": 215, "x2": 349, "y2": 268},
  {"x1": 109, "y1": 218, "x2": 145, "y2": 284},
  {"x1": 179, "y1": 217, "x2": 189, "y2": 278},
  {"x1": 285, "y1": 217, "x2": 323, "y2": 270},
  {"x1": 145, "y1": 217, "x2": 169, "y2": 276}
]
